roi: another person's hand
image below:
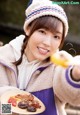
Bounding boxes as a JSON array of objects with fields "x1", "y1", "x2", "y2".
[{"x1": 71, "y1": 65, "x2": 80, "y2": 81}]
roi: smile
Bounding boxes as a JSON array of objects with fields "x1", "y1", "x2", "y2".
[{"x1": 37, "y1": 47, "x2": 49, "y2": 55}]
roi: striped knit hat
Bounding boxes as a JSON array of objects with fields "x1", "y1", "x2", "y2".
[{"x1": 24, "y1": 0, "x2": 68, "y2": 37}]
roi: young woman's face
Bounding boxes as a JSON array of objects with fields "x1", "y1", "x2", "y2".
[{"x1": 25, "y1": 22, "x2": 63, "y2": 62}]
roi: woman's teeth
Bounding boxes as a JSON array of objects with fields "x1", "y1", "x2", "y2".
[{"x1": 38, "y1": 47, "x2": 49, "y2": 55}]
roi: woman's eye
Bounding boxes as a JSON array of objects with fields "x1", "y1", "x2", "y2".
[
  {"x1": 54, "y1": 35, "x2": 60, "y2": 40},
  {"x1": 38, "y1": 29, "x2": 46, "y2": 34}
]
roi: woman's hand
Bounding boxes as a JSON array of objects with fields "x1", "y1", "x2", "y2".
[{"x1": 71, "y1": 65, "x2": 80, "y2": 81}]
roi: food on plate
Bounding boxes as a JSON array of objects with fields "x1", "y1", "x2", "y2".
[
  {"x1": 8, "y1": 93, "x2": 41, "y2": 112},
  {"x1": 8, "y1": 97, "x2": 17, "y2": 107},
  {"x1": 18, "y1": 100, "x2": 29, "y2": 109},
  {"x1": 27, "y1": 106, "x2": 36, "y2": 112}
]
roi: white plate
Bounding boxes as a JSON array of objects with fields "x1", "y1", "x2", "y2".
[{"x1": 1, "y1": 89, "x2": 45, "y2": 114}]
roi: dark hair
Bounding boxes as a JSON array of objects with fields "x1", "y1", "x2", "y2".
[{"x1": 14, "y1": 16, "x2": 65, "y2": 65}]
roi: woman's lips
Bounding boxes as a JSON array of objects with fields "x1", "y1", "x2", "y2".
[{"x1": 37, "y1": 47, "x2": 49, "y2": 55}]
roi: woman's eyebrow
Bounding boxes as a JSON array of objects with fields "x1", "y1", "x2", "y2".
[{"x1": 55, "y1": 31, "x2": 62, "y2": 35}]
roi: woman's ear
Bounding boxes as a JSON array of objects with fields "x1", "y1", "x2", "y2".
[{"x1": 25, "y1": 26, "x2": 31, "y2": 36}]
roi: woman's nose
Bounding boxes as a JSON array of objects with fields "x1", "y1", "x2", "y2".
[{"x1": 43, "y1": 36, "x2": 51, "y2": 46}]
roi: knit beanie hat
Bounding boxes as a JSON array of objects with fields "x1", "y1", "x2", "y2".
[{"x1": 23, "y1": 0, "x2": 68, "y2": 37}]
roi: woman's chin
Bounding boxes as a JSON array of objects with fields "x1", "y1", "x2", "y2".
[{"x1": 36, "y1": 56, "x2": 49, "y2": 61}]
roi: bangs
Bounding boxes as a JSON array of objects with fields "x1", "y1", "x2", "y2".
[{"x1": 29, "y1": 16, "x2": 63, "y2": 35}]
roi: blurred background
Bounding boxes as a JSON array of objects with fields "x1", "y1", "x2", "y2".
[{"x1": 0, "y1": 0, "x2": 80, "y2": 115}]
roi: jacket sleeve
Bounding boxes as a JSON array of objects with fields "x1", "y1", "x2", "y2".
[
  {"x1": 0, "y1": 64, "x2": 18, "y2": 96},
  {"x1": 53, "y1": 64, "x2": 80, "y2": 106}
]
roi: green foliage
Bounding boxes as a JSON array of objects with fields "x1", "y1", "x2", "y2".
[
  {"x1": 63, "y1": 5, "x2": 80, "y2": 35},
  {"x1": 0, "y1": 0, "x2": 29, "y2": 26}
]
